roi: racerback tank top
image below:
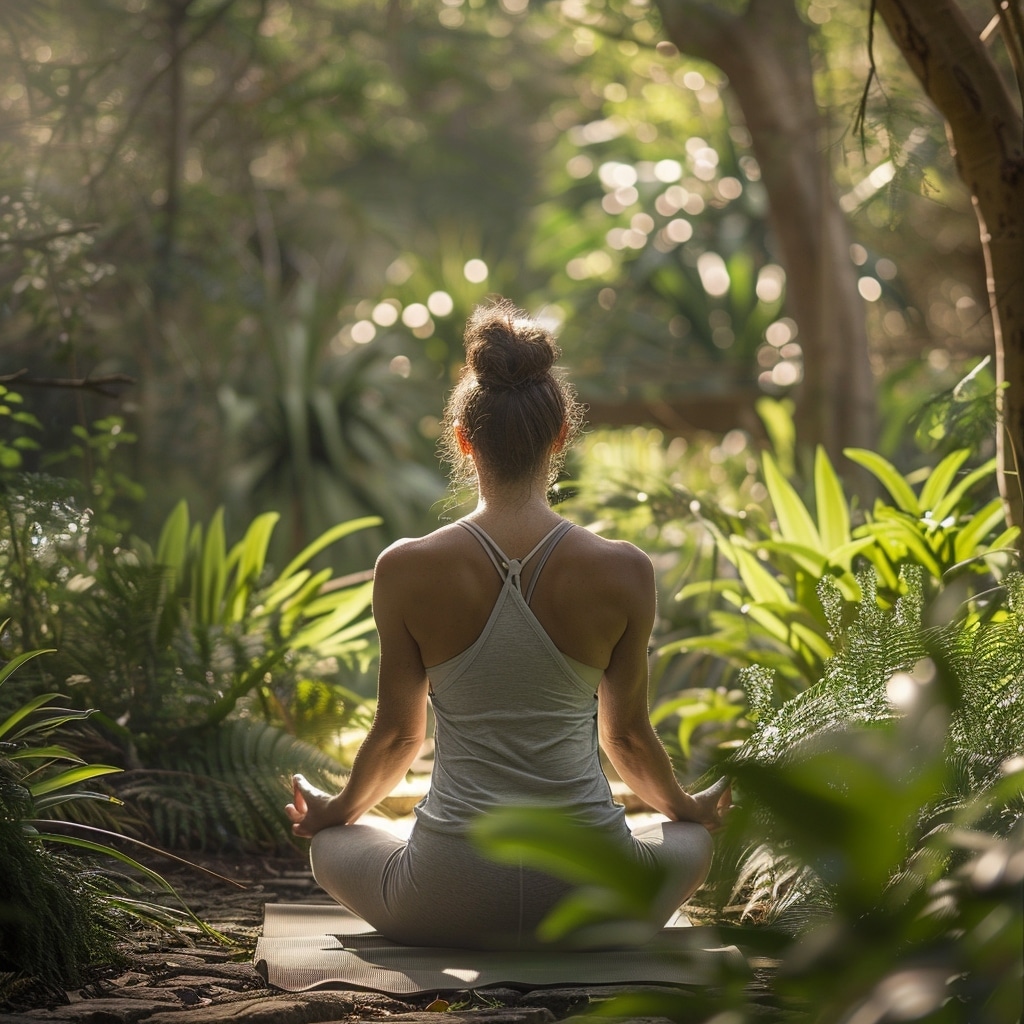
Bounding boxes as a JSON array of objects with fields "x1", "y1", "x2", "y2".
[{"x1": 413, "y1": 519, "x2": 629, "y2": 837}]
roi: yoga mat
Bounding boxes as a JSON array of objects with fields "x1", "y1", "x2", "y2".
[{"x1": 255, "y1": 903, "x2": 746, "y2": 995}]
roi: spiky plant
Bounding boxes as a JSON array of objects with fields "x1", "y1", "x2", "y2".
[{"x1": 709, "y1": 566, "x2": 1024, "y2": 928}]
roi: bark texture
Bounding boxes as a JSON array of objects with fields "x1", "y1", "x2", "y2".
[
  {"x1": 875, "y1": 0, "x2": 1024, "y2": 534},
  {"x1": 654, "y1": 0, "x2": 877, "y2": 469}
]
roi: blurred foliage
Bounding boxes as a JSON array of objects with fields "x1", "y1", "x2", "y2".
[
  {"x1": 0, "y1": 477, "x2": 379, "y2": 849},
  {"x1": 0, "y1": 645, "x2": 224, "y2": 996},
  {"x1": 475, "y1": 569, "x2": 1024, "y2": 1022},
  {"x1": 0, "y1": 0, "x2": 998, "y2": 550}
]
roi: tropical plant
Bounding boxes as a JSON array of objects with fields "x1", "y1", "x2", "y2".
[
  {"x1": 0, "y1": 495, "x2": 381, "y2": 850},
  {"x1": 45, "y1": 503, "x2": 380, "y2": 744},
  {"x1": 669, "y1": 443, "x2": 1017, "y2": 695},
  {"x1": 0, "y1": 645, "x2": 222, "y2": 993},
  {"x1": 474, "y1": 566, "x2": 1024, "y2": 1023}
]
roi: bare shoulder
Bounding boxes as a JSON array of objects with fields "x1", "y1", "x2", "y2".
[
  {"x1": 374, "y1": 524, "x2": 467, "y2": 582},
  {"x1": 568, "y1": 527, "x2": 654, "y2": 583}
]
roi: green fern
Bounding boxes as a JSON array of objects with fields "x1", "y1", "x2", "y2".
[
  {"x1": 117, "y1": 718, "x2": 347, "y2": 850},
  {"x1": 719, "y1": 567, "x2": 1024, "y2": 924}
]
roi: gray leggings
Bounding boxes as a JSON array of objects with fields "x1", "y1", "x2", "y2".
[{"x1": 309, "y1": 818, "x2": 713, "y2": 950}]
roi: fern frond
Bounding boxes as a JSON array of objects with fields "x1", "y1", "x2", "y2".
[{"x1": 117, "y1": 719, "x2": 347, "y2": 851}]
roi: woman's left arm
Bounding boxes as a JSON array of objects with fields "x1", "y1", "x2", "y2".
[{"x1": 286, "y1": 543, "x2": 430, "y2": 837}]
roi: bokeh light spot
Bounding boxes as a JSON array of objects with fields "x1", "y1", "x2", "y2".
[
  {"x1": 697, "y1": 251, "x2": 730, "y2": 296},
  {"x1": 858, "y1": 277, "x2": 882, "y2": 302},
  {"x1": 427, "y1": 291, "x2": 454, "y2": 317},
  {"x1": 464, "y1": 259, "x2": 489, "y2": 283},
  {"x1": 372, "y1": 302, "x2": 399, "y2": 326},
  {"x1": 351, "y1": 320, "x2": 376, "y2": 344},
  {"x1": 401, "y1": 303, "x2": 430, "y2": 328}
]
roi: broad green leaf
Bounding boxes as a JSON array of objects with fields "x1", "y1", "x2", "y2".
[
  {"x1": 0, "y1": 648, "x2": 55, "y2": 689},
  {"x1": 659, "y1": 631, "x2": 804, "y2": 677},
  {"x1": 755, "y1": 539, "x2": 828, "y2": 576},
  {"x1": 814, "y1": 446, "x2": 850, "y2": 551},
  {"x1": 827, "y1": 536, "x2": 879, "y2": 570},
  {"x1": 279, "y1": 516, "x2": 382, "y2": 581},
  {"x1": 9, "y1": 709, "x2": 94, "y2": 741},
  {"x1": 473, "y1": 808, "x2": 663, "y2": 902},
  {"x1": 33, "y1": 790, "x2": 124, "y2": 811},
  {"x1": 290, "y1": 610, "x2": 376, "y2": 651},
  {"x1": 986, "y1": 525, "x2": 1021, "y2": 553},
  {"x1": 675, "y1": 578, "x2": 743, "y2": 604},
  {"x1": 280, "y1": 567, "x2": 333, "y2": 635},
  {"x1": 156, "y1": 500, "x2": 190, "y2": 573},
  {"x1": 756, "y1": 397, "x2": 796, "y2": 478},
  {"x1": 29, "y1": 764, "x2": 122, "y2": 797},
  {"x1": 299, "y1": 579, "x2": 375, "y2": 620},
  {"x1": 188, "y1": 521, "x2": 205, "y2": 614},
  {"x1": 734, "y1": 546, "x2": 791, "y2": 605},
  {"x1": 932, "y1": 457, "x2": 998, "y2": 522},
  {"x1": 738, "y1": 602, "x2": 800, "y2": 646},
  {"x1": 8, "y1": 744, "x2": 83, "y2": 763},
  {"x1": 201, "y1": 508, "x2": 228, "y2": 625},
  {"x1": 845, "y1": 449, "x2": 921, "y2": 514},
  {"x1": 227, "y1": 511, "x2": 280, "y2": 621},
  {"x1": 677, "y1": 703, "x2": 743, "y2": 758},
  {"x1": 763, "y1": 451, "x2": 821, "y2": 548},
  {"x1": 755, "y1": 600, "x2": 832, "y2": 642},
  {"x1": 952, "y1": 497, "x2": 1010, "y2": 563},
  {"x1": 649, "y1": 693, "x2": 707, "y2": 726},
  {"x1": 862, "y1": 519, "x2": 943, "y2": 578},
  {"x1": 0, "y1": 687, "x2": 63, "y2": 739},
  {"x1": 259, "y1": 570, "x2": 312, "y2": 613},
  {"x1": 25, "y1": 824, "x2": 227, "y2": 940},
  {"x1": 918, "y1": 449, "x2": 970, "y2": 513}
]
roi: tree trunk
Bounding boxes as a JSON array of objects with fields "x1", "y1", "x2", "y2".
[
  {"x1": 655, "y1": 0, "x2": 877, "y2": 473},
  {"x1": 874, "y1": 0, "x2": 1024, "y2": 536}
]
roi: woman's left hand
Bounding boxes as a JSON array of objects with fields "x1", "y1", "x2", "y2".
[
  {"x1": 690, "y1": 776, "x2": 733, "y2": 833},
  {"x1": 285, "y1": 774, "x2": 345, "y2": 838}
]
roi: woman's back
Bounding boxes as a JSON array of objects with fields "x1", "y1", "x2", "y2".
[
  {"x1": 378, "y1": 515, "x2": 654, "y2": 676},
  {"x1": 411, "y1": 519, "x2": 628, "y2": 834}
]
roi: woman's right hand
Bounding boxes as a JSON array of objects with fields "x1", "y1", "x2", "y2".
[{"x1": 285, "y1": 774, "x2": 346, "y2": 838}]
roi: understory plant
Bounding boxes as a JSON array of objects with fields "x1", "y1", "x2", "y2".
[
  {"x1": 669, "y1": 444, "x2": 1017, "y2": 696},
  {"x1": 0, "y1": 483, "x2": 381, "y2": 849},
  {"x1": 0, "y1": 645, "x2": 223, "y2": 996},
  {"x1": 475, "y1": 566, "x2": 1024, "y2": 1022}
]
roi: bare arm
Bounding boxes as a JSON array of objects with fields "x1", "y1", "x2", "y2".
[
  {"x1": 286, "y1": 544, "x2": 429, "y2": 836},
  {"x1": 597, "y1": 548, "x2": 729, "y2": 828}
]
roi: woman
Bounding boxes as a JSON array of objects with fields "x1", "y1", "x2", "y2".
[{"x1": 285, "y1": 299, "x2": 731, "y2": 950}]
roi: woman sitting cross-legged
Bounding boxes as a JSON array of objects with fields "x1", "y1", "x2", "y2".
[{"x1": 285, "y1": 298, "x2": 731, "y2": 950}]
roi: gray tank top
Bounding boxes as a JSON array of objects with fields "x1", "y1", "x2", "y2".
[{"x1": 414, "y1": 519, "x2": 629, "y2": 837}]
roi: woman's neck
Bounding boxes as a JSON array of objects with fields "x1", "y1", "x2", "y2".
[{"x1": 466, "y1": 468, "x2": 561, "y2": 541}]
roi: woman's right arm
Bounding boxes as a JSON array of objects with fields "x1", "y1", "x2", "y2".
[
  {"x1": 597, "y1": 546, "x2": 729, "y2": 830},
  {"x1": 286, "y1": 543, "x2": 430, "y2": 837}
]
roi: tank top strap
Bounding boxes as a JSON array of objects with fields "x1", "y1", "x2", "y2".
[
  {"x1": 458, "y1": 519, "x2": 507, "y2": 579},
  {"x1": 457, "y1": 519, "x2": 573, "y2": 595},
  {"x1": 523, "y1": 520, "x2": 574, "y2": 603}
]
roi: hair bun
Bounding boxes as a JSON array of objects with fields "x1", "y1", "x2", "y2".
[{"x1": 464, "y1": 300, "x2": 558, "y2": 392}]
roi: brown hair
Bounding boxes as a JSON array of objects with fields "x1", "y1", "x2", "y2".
[{"x1": 441, "y1": 299, "x2": 584, "y2": 487}]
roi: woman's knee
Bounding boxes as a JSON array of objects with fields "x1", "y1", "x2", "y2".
[{"x1": 662, "y1": 821, "x2": 714, "y2": 887}]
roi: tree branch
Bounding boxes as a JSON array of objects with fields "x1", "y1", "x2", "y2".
[
  {"x1": 0, "y1": 370, "x2": 136, "y2": 399},
  {"x1": 0, "y1": 224, "x2": 101, "y2": 248},
  {"x1": 853, "y1": 0, "x2": 880, "y2": 151},
  {"x1": 85, "y1": 0, "x2": 238, "y2": 198}
]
